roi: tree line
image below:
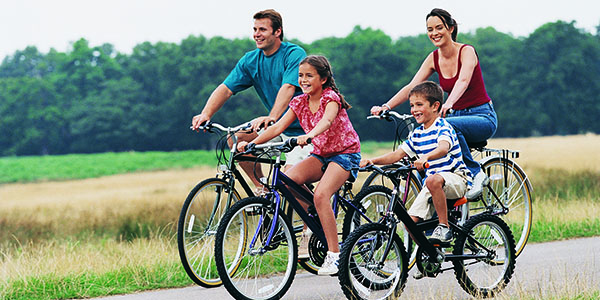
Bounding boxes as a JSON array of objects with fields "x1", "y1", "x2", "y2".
[{"x1": 1, "y1": 21, "x2": 599, "y2": 156}]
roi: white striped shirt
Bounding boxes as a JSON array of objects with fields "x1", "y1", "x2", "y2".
[{"x1": 401, "y1": 117, "x2": 472, "y2": 185}]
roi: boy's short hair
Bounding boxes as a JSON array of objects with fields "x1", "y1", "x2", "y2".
[{"x1": 409, "y1": 81, "x2": 444, "y2": 111}]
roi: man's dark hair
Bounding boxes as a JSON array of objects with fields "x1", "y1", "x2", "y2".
[{"x1": 254, "y1": 9, "x2": 284, "y2": 41}]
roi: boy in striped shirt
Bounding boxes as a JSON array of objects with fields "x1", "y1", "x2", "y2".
[{"x1": 360, "y1": 81, "x2": 472, "y2": 243}]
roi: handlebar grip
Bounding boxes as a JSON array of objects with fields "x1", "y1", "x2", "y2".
[{"x1": 424, "y1": 162, "x2": 430, "y2": 169}]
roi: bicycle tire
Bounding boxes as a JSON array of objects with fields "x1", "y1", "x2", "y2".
[
  {"x1": 452, "y1": 213, "x2": 516, "y2": 298},
  {"x1": 177, "y1": 177, "x2": 242, "y2": 288},
  {"x1": 475, "y1": 157, "x2": 532, "y2": 256},
  {"x1": 338, "y1": 223, "x2": 408, "y2": 300},
  {"x1": 215, "y1": 197, "x2": 297, "y2": 300},
  {"x1": 343, "y1": 184, "x2": 420, "y2": 270}
]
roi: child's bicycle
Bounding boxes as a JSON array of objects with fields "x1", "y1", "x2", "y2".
[
  {"x1": 177, "y1": 121, "x2": 266, "y2": 287},
  {"x1": 338, "y1": 163, "x2": 516, "y2": 300},
  {"x1": 213, "y1": 139, "x2": 389, "y2": 300},
  {"x1": 363, "y1": 110, "x2": 532, "y2": 257}
]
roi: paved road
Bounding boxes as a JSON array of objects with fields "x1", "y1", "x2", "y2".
[{"x1": 90, "y1": 237, "x2": 600, "y2": 300}]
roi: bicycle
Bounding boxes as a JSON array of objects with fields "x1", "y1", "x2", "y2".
[
  {"x1": 338, "y1": 163, "x2": 516, "y2": 300},
  {"x1": 364, "y1": 110, "x2": 532, "y2": 257},
  {"x1": 213, "y1": 139, "x2": 386, "y2": 300},
  {"x1": 177, "y1": 121, "x2": 275, "y2": 288}
]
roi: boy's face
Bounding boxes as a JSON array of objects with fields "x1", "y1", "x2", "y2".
[{"x1": 410, "y1": 95, "x2": 439, "y2": 126}]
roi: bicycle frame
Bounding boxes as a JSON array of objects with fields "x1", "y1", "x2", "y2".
[
  {"x1": 368, "y1": 163, "x2": 494, "y2": 266},
  {"x1": 249, "y1": 153, "x2": 372, "y2": 251}
]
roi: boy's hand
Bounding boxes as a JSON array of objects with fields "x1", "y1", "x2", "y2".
[
  {"x1": 414, "y1": 157, "x2": 428, "y2": 171},
  {"x1": 359, "y1": 159, "x2": 374, "y2": 168},
  {"x1": 237, "y1": 141, "x2": 249, "y2": 153}
]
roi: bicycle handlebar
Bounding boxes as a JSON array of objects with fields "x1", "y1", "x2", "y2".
[
  {"x1": 244, "y1": 137, "x2": 312, "y2": 155},
  {"x1": 367, "y1": 110, "x2": 413, "y2": 122},
  {"x1": 191, "y1": 121, "x2": 252, "y2": 133}
]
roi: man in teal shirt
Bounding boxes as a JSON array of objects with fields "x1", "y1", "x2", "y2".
[{"x1": 191, "y1": 9, "x2": 308, "y2": 190}]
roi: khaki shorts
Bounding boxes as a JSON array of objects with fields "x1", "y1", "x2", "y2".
[{"x1": 407, "y1": 172, "x2": 468, "y2": 220}]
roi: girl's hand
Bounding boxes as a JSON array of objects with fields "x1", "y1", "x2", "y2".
[
  {"x1": 237, "y1": 141, "x2": 249, "y2": 153},
  {"x1": 414, "y1": 157, "x2": 428, "y2": 171},
  {"x1": 296, "y1": 135, "x2": 312, "y2": 146},
  {"x1": 359, "y1": 159, "x2": 373, "y2": 168}
]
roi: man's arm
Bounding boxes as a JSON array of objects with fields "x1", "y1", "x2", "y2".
[
  {"x1": 191, "y1": 84, "x2": 233, "y2": 130},
  {"x1": 252, "y1": 83, "x2": 297, "y2": 131}
]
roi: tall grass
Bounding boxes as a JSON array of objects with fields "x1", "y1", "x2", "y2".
[{"x1": 1, "y1": 135, "x2": 599, "y2": 299}]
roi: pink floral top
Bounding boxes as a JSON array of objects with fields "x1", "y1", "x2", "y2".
[{"x1": 289, "y1": 88, "x2": 361, "y2": 157}]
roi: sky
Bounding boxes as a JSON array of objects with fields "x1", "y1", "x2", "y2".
[{"x1": 0, "y1": 0, "x2": 597, "y2": 59}]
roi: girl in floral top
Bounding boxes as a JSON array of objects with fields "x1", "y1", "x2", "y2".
[{"x1": 237, "y1": 55, "x2": 361, "y2": 275}]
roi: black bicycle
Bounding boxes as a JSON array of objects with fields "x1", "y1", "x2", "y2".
[{"x1": 338, "y1": 163, "x2": 516, "y2": 299}]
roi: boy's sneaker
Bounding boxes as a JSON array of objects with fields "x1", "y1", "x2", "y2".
[
  {"x1": 318, "y1": 251, "x2": 339, "y2": 276},
  {"x1": 298, "y1": 231, "x2": 311, "y2": 259},
  {"x1": 465, "y1": 171, "x2": 490, "y2": 200},
  {"x1": 429, "y1": 224, "x2": 452, "y2": 243}
]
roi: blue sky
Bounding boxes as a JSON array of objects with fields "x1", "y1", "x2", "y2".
[{"x1": 1, "y1": 0, "x2": 597, "y2": 59}]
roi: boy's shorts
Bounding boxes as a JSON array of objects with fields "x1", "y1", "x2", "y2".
[{"x1": 407, "y1": 172, "x2": 468, "y2": 220}]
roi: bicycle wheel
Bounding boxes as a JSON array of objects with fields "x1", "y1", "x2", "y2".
[
  {"x1": 474, "y1": 157, "x2": 532, "y2": 256},
  {"x1": 177, "y1": 177, "x2": 242, "y2": 288},
  {"x1": 215, "y1": 197, "x2": 297, "y2": 300},
  {"x1": 452, "y1": 213, "x2": 516, "y2": 298},
  {"x1": 338, "y1": 223, "x2": 408, "y2": 300},
  {"x1": 343, "y1": 184, "x2": 420, "y2": 269}
]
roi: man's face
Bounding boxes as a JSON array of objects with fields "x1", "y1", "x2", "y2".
[{"x1": 253, "y1": 18, "x2": 281, "y2": 54}]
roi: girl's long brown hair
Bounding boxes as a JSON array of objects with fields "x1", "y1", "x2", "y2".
[{"x1": 300, "y1": 55, "x2": 351, "y2": 109}]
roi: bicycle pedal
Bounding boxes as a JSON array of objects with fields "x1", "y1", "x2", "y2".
[{"x1": 428, "y1": 239, "x2": 451, "y2": 248}]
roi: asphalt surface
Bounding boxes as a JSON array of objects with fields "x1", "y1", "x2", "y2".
[{"x1": 88, "y1": 236, "x2": 600, "y2": 300}]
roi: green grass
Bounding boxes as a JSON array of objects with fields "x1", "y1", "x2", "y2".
[
  {"x1": 1, "y1": 261, "x2": 190, "y2": 300},
  {"x1": 0, "y1": 150, "x2": 217, "y2": 183}
]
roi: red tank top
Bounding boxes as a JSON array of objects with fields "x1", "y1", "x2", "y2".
[{"x1": 433, "y1": 44, "x2": 491, "y2": 110}]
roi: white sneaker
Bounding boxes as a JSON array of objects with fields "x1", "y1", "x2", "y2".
[
  {"x1": 465, "y1": 171, "x2": 490, "y2": 200},
  {"x1": 298, "y1": 231, "x2": 311, "y2": 259},
  {"x1": 318, "y1": 251, "x2": 339, "y2": 276}
]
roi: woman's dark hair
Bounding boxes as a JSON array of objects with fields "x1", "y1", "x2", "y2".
[
  {"x1": 426, "y1": 8, "x2": 458, "y2": 42},
  {"x1": 300, "y1": 55, "x2": 351, "y2": 109}
]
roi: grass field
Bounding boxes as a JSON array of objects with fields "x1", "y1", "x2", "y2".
[{"x1": 1, "y1": 134, "x2": 599, "y2": 300}]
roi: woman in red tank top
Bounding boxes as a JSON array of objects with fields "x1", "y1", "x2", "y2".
[{"x1": 370, "y1": 8, "x2": 498, "y2": 199}]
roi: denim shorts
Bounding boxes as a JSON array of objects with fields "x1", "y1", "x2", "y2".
[{"x1": 311, "y1": 152, "x2": 361, "y2": 180}]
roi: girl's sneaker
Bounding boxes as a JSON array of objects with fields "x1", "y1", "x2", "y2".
[{"x1": 318, "y1": 251, "x2": 339, "y2": 276}]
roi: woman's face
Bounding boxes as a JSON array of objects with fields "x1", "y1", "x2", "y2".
[{"x1": 426, "y1": 16, "x2": 453, "y2": 47}]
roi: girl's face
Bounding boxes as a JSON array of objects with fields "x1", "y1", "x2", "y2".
[
  {"x1": 426, "y1": 16, "x2": 453, "y2": 47},
  {"x1": 298, "y1": 63, "x2": 327, "y2": 97},
  {"x1": 410, "y1": 94, "x2": 439, "y2": 127}
]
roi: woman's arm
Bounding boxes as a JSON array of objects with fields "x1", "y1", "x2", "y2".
[
  {"x1": 371, "y1": 53, "x2": 435, "y2": 115},
  {"x1": 440, "y1": 46, "x2": 478, "y2": 117}
]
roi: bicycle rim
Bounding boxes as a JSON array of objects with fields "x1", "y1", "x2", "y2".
[
  {"x1": 216, "y1": 197, "x2": 297, "y2": 300},
  {"x1": 339, "y1": 223, "x2": 407, "y2": 300},
  {"x1": 177, "y1": 178, "x2": 241, "y2": 287},
  {"x1": 478, "y1": 158, "x2": 532, "y2": 256},
  {"x1": 452, "y1": 214, "x2": 516, "y2": 298}
]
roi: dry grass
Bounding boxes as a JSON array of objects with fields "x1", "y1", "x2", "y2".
[
  {"x1": 0, "y1": 135, "x2": 599, "y2": 299},
  {"x1": 486, "y1": 133, "x2": 600, "y2": 172}
]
